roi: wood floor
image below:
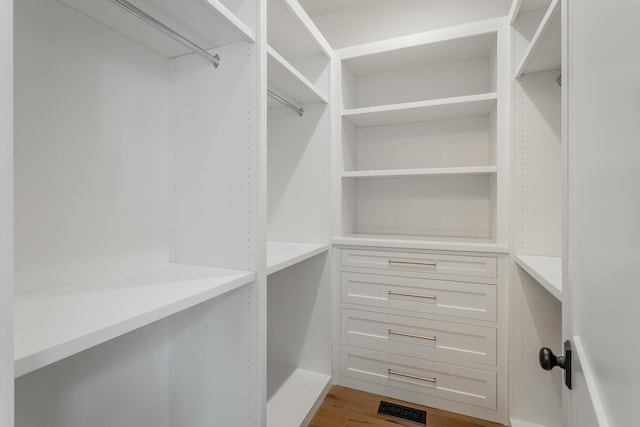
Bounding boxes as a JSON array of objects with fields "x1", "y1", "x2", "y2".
[{"x1": 309, "y1": 386, "x2": 506, "y2": 427}]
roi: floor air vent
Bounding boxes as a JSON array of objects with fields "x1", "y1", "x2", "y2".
[{"x1": 377, "y1": 400, "x2": 427, "y2": 425}]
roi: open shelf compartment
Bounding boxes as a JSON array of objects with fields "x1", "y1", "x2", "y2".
[
  {"x1": 267, "y1": 45, "x2": 327, "y2": 105},
  {"x1": 514, "y1": 0, "x2": 560, "y2": 77}
]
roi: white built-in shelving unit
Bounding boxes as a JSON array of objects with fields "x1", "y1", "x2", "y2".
[
  {"x1": 509, "y1": 0, "x2": 564, "y2": 425},
  {"x1": 331, "y1": 16, "x2": 510, "y2": 426},
  {"x1": 11, "y1": 0, "x2": 261, "y2": 424},
  {"x1": 265, "y1": 0, "x2": 333, "y2": 425},
  {"x1": 334, "y1": 19, "x2": 508, "y2": 251}
]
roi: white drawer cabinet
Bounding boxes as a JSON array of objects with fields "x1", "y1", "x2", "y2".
[
  {"x1": 341, "y1": 249, "x2": 497, "y2": 279},
  {"x1": 341, "y1": 271, "x2": 497, "y2": 321},
  {"x1": 340, "y1": 346, "x2": 497, "y2": 410},
  {"x1": 335, "y1": 246, "x2": 506, "y2": 423},
  {"x1": 341, "y1": 308, "x2": 497, "y2": 365}
]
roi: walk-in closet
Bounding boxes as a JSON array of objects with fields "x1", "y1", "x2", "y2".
[{"x1": 1, "y1": 0, "x2": 638, "y2": 426}]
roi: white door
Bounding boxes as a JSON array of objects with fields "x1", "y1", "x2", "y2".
[
  {"x1": 0, "y1": 0, "x2": 14, "y2": 426},
  {"x1": 564, "y1": 0, "x2": 640, "y2": 426}
]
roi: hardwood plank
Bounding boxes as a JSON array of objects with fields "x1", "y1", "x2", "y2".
[{"x1": 309, "y1": 385, "x2": 506, "y2": 427}]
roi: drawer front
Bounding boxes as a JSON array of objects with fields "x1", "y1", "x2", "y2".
[
  {"x1": 341, "y1": 249, "x2": 497, "y2": 279},
  {"x1": 341, "y1": 272, "x2": 497, "y2": 321},
  {"x1": 341, "y1": 346, "x2": 496, "y2": 409},
  {"x1": 341, "y1": 309, "x2": 497, "y2": 365}
]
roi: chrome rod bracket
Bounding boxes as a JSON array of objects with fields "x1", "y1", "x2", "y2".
[{"x1": 267, "y1": 89, "x2": 304, "y2": 117}]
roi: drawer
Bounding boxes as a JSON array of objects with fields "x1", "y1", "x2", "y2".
[
  {"x1": 341, "y1": 346, "x2": 496, "y2": 409},
  {"x1": 341, "y1": 272, "x2": 496, "y2": 321},
  {"x1": 341, "y1": 249, "x2": 497, "y2": 279},
  {"x1": 341, "y1": 309, "x2": 497, "y2": 365}
]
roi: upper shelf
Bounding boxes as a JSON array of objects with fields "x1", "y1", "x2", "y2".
[
  {"x1": 343, "y1": 166, "x2": 497, "y2": 179},
  {"x1": 57, "y1": 0, "x2": 256, "y2": 59},
  {"x1": 515, "y1": 255, "x2": 563, "y2": 301},
  {"x1": 268, "y1": 0, "x2": 331, "y2": 61},
  {"x1": 342, "y1": 93, "x2": 497, "y2": 127},
  {"x1": 515, "y1": 0, "x2": 561, "y2": 77},
  {"x1": 339, "y1": 29, "x2": 497, "y2": 75},
  {"x1": 14, "y1": 263, "x2": 255, "y2": 377},
  {"x1": 267, "y1": 241, "x2": 329, "y2": 275},
  {"x1": 267, "y1": 46, "x2": 328, "y2": 105}
]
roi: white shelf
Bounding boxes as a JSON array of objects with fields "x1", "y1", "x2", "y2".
[
  {"x1": 267, "y1": 363, "x2": 331, "y2": 427},
  {"x1": 266, "y1": 241, "x2": 329, "y2": 275},
  {"x1": 515, "y1": 255, "x2": 563, "y2": 301},
  {"x1": 57, "y1": 0, "x2": 256, "y2": 59},
  {"x1": 510, "y1": 418, "x2": 551, "y2": 427},
  {"x1": 515, "y1": 0, "x2": 561, "y2": 77},
  {"x1": 338, "y1": 19, "x2": 499, "y2": 63},
  {"x1": 509, "y1": 0, "x2": 552, "y2": 24},
  {"x1": 333, "y1": 235, "x2": 509, "y2": 254},
  {"x1": 343, "y1": 166, "x2": 497, "y2": 179},
  {"x1": 267, "y1": 46, "x2": 328, "y2": 105},
  {"x1": 342, "y1": 93, "x2": 497, "y2": 127},
  {"x1": 268, "y1": 0, "x2": 331, "y2": 61},
  {"x1": 14, "y1": 263, "x2": 255, "y2": 377}
]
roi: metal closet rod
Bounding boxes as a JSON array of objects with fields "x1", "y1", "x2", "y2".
[
  {"x1": 267, "y1": 90, "x2": 304, "y2": 117},
  {"x1": 110, "y1": 0, "x2": 220, "y2": 68}
]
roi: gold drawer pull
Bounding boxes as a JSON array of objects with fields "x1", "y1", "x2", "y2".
[
  {"x1": 388, "y1": 329, "x2": 436, "y2": 341},
  {"x1": 388, "y1": 369, "x2": 436, "y2": 383},
  {"x1": 388, "y1": 290, "x2": 436, "y2": 300},
  {"x1": 388, "y1": 258, "x2": 436, "y2": 267}
]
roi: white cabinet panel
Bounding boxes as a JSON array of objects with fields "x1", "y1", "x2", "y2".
[
  {"x1": 341, "y1": 272, "x2": 497, "y2": 321},
  {"x1": 341, "y1": 309, "x2": 497, "y2": 365},
  {"x1": 340, "y1": 346, "x2": 497, "y2": 409},
  {"x1": 341, "y1": 249, "x2": 497, "y2": 279}
]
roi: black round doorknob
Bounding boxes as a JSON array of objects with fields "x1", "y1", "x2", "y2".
[{"x1": 539, "y1": 347, "x2": 567, "y2": 371}]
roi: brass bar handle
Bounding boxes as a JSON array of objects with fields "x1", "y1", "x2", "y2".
[
  {"x1": 388, "y1": 290, "x2": 436, "y2": 300},
  {"x1": 388, "y1": 369, "x2": 436, "y2": 384},
  {"x1": 388, "y1": 258, "x2": 436, "y2": 267},
  {"x1": 388, "y1": 329, "x2": 436, "y2": 341}
]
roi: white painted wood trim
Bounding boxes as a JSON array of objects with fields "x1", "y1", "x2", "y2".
[
  {"x1": 266, "y1": 241, "x2": 329, "y2": 275},
  {"x1": 267, "y1": 45, "x2": 328, "y2": 104},
  {"x1": 14, "y1": 264, "x2": 255, "y2": 377},
  {"x1": 515, "y1": 255, "x2": 562, "y2": 301},
  {"x1": 343, "y1": 166, "x2": 497, "y2": 179},
  {"x1": 515, "y1": 0, "x2": 560, "y2": 77},
  {"x1": 573, "y1": 336, "x2": 611, "y2": 427}
]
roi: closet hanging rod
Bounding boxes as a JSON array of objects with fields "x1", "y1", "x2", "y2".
[
  {"x1": 110, "y1": 0, "x2": 221, "y2": 68},
  {"x1": 267, "y1": 89, "x2": 304, "y2": 117}
]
